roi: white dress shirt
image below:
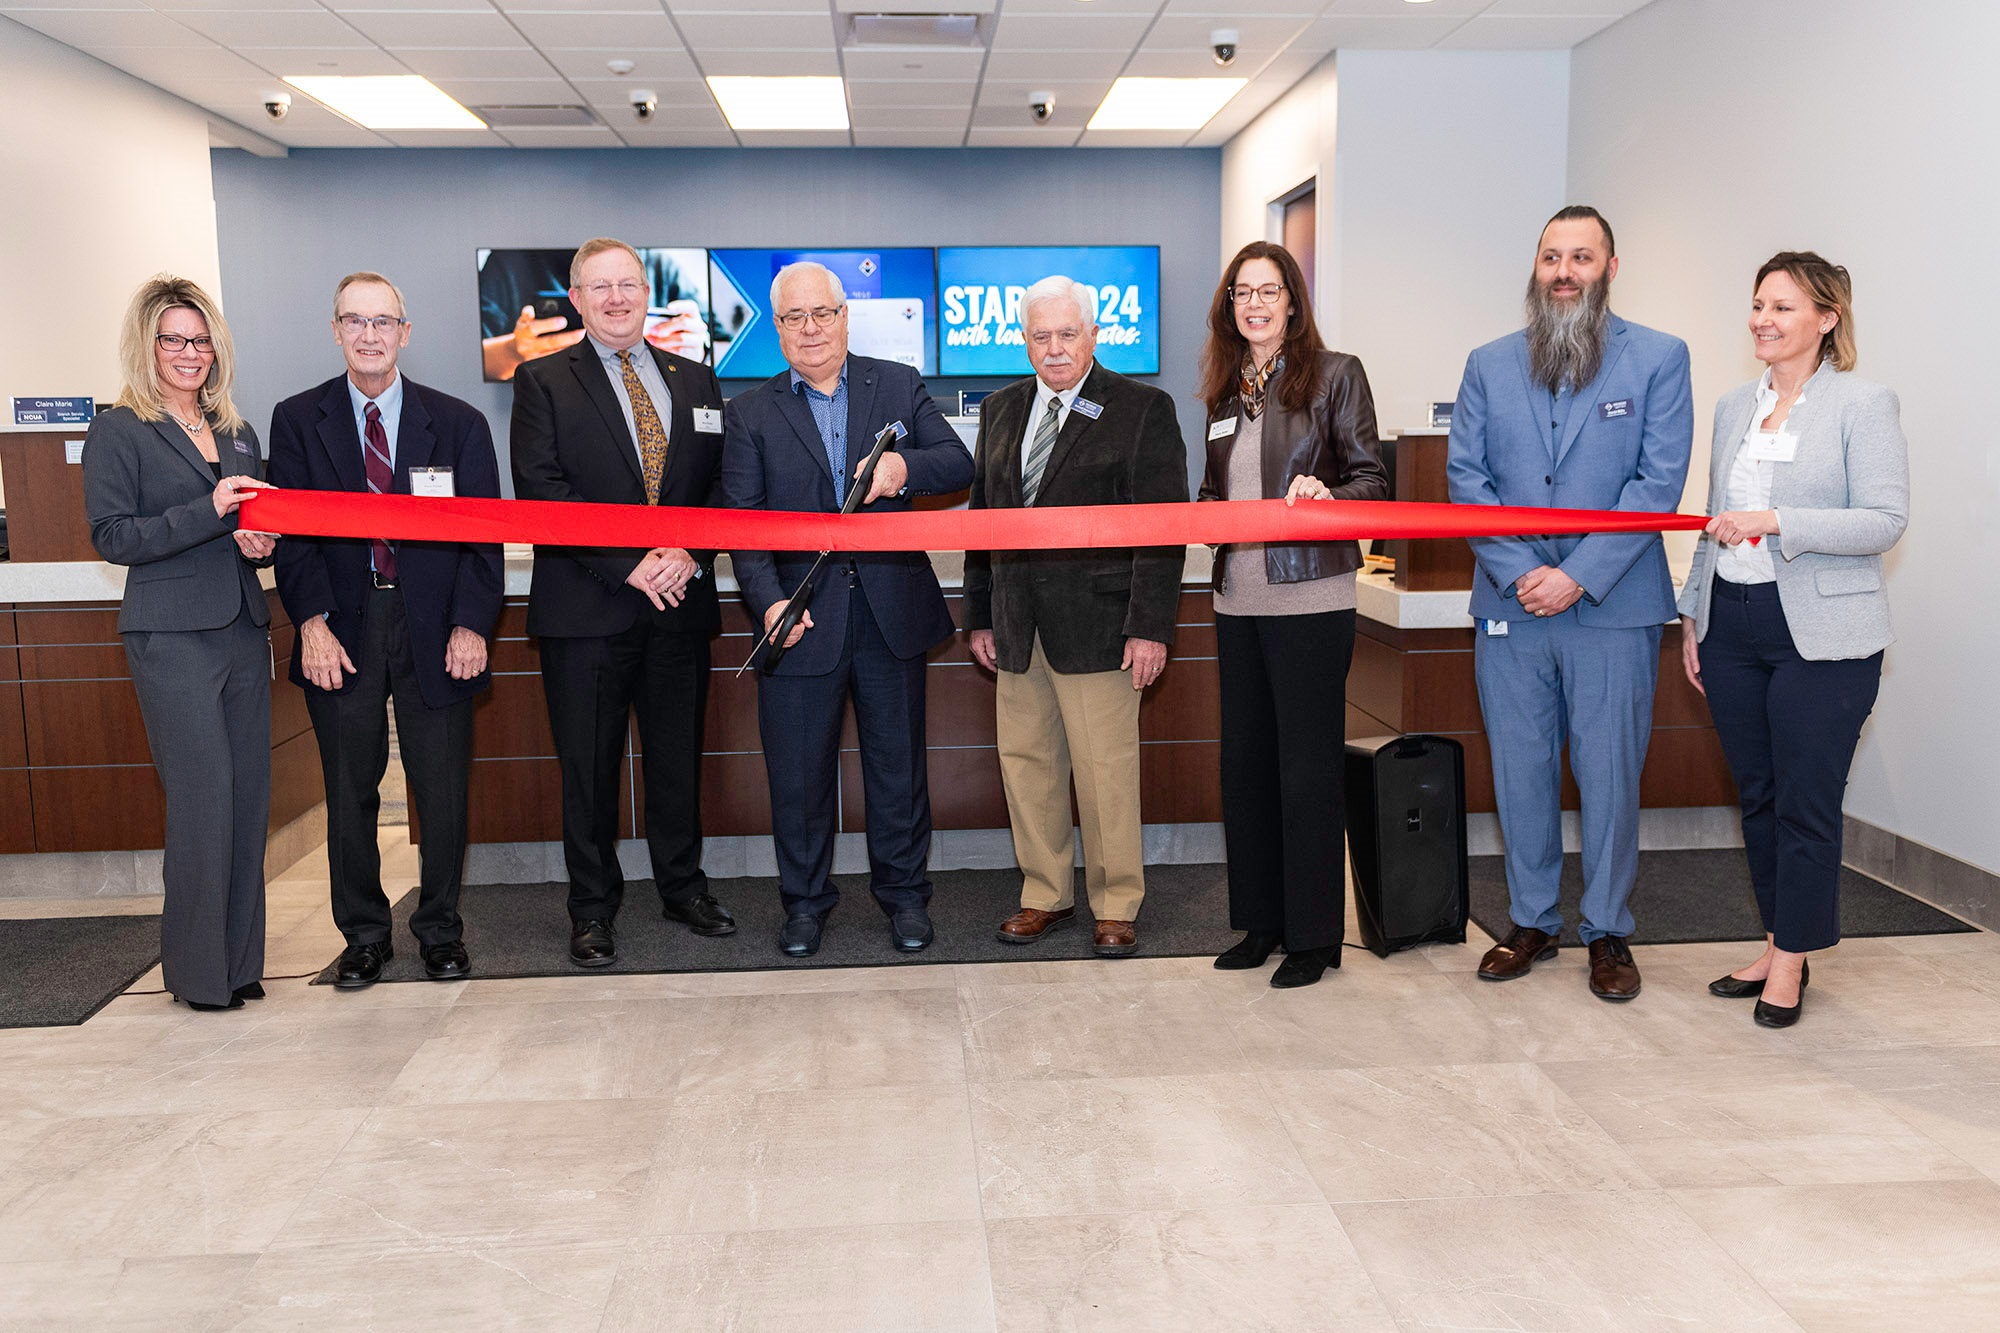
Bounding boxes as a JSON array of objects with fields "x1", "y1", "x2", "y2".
[{"x1": 1717, "y1": 369, "x2": 1794, "y2": 585}]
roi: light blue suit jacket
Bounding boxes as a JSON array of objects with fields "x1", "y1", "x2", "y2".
[{"x1": 1447, "y1": 314, "x2": 1693, "y2": 628}]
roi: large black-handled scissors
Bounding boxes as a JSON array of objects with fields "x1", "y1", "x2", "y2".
[{"x1": 737, "y1": 421, "x2": 903, "y2": 677}]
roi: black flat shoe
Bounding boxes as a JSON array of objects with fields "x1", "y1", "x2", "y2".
[
  {"x1": 569, "y1": 919, "x2": 616, "y2": 968},
  {"x1": 334, "y1": 941, "x2": 393, "y2": 989},
  {"x1": 662, "y1": 891, "x2": 737, "y2": 937},
  {"x1": 233, "y1": 981, "x2": 266, "y2": 1001},
  {"x1": 1214, "y1": 931, "x2": 1281, "y2": 970},
  {"x1": 422, "y1": 940, "x2": 472, "y2": 980},
  {"x1": 1709, "y1": 958, "x2": 1809, "y2": 999},
  {"x1": 175, "y1": 993, "x2": 244, "y2": 1011},
  {"x1": 779, "y1": 913, "x2": 824, "y2": 958},
  {"x1": 1270, "y1": 946, "x2": 1340, "y2": 989},
  {"x1": 1754, "y1": 993, "x2": 1803, "y2": 1028}
]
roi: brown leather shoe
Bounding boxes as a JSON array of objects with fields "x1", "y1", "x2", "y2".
[
  {"x1": 1587, "y1": 936, "x2": 1642, "y2": 1001},
  {"x1": 1091, "y1": 920, "x2": 1138, "y2": 957},
  {"x1": 997, "y1": 906, "x2": 1075, "y2": 944},
  {"x1": 1477, "y1": 925, "x2": 1559, "y2": 981}
]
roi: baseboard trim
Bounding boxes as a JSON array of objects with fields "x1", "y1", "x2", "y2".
[{"x1": 1842, "y1": 816, "x2": 1999, "y2": 933}]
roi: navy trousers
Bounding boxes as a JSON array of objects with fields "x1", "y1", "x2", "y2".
[
  {"x1": 757, "y1": 574, "x2": 934, "y2": 920},
  {"x1": 1700, "y1": 577, "x2": 1882, "y2": 953}
]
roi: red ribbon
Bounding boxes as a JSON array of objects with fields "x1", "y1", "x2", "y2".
[{"x1": 240, "y1": 489, "x2": 1707, "y2": 552}]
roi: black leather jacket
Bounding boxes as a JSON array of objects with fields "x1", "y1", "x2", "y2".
[{"x1": 1198, "y1": 349, "x2": 1391, "y2": 593}]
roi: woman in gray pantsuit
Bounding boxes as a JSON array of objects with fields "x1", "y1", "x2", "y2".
[{"x1": 83, "y1": 275, "x2": 278, "y2": 1011}]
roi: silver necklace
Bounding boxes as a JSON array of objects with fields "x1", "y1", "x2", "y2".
[{"x1": 170, "y1": 410, "x2": 208, "y2": 434}]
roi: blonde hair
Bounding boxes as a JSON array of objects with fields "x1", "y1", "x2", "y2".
[
  {"x1": 569, "y1": 237, "x2": 645, "y2": 289},
  {"x1": 1755, "y1": 250, "x2": 1858, "y2": 372},
  {"x1": 113, "y1": 274, "x2": 245, "y2": 434},
  {"x1": 333, "y1": 270, "x2": 407, "y2": 319}
]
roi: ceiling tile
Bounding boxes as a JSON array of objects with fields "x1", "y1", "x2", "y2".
[
  {"x1": 1123, "y1": 49, "x2": 1265, "y2": 78},
  {"x1": 152, "y1": 0, "x2": 321, "y2": 11},
  {"x1": 849, "y1": 104, "x2": 968, "y2": 130},
  {"x1": 990, "y1": 11, "x2": 1154, "y2": 50},
  {"x1": 496, "y1": 125, "x2": 624, "y2": 148},
  {"x1": 1297, "y1": 14, "x2": 1469, "y2": 48},
  {"x1": 82, "y1": 42, "x2": 274, "y2": 84},
  {"x1": 615, "y1": 127, "x2": 742, "y2": 148},
  {"x1": 570, "y1": 78, "x2": 716, "y2": 108},
  {"x1": 1481, "y1": 0, "x2": 1652, "y2": 14},
  {"x1": 1004, "y1": 0, "x2": 1158, "y2": 13},
  {"x1": 975, "y1": 78, "x2": 1113, "y2": 110},
  {"x1": 321, "y1": 0, "x2": 497, "y2": 11},
  {"x1": 831, "y1": 0, "x2": 995, "y2": 12},
  {"x1": 965, "y1": 126, "x2": 1083, "y2": 148},
  {"x1": 382, "y1": 130, "x2": 515, "y2": 148},
  {"x1": 171, "y1": 10, "x2": 375, "y2": 48},
  {"x1": 489, "y1": 0, "x2": 662, "y2": 12},
  {"x1": 1435, "y1": 13, "x2": 1620, "y2": 47},
  {"x1": 1325, "y1": 0, "x2": 1493, "y2": 15},
  {"x1": 243, "y1": 48, "x2": 415, "y2": 77},
  {"x1": 1145, "y1": 14, "x2": 1315, "y2": 51},
  {"x1": 542, "y1": 47, "x2": 699, "y2": 79},
  {"x1": 336, "y1": 11, "x2": 529, "y2": 50},
  {"x1": 731, "y1": 129, "x2": 853, "y2": 148},
  {"x1": 970, "y1": 97, "x2": 1100, "y2": 131},
  {"x1": 262, "y1": 128, "x2": 396, "y2": 148},
  {"x1": 839, "y1": 48, "x2": 984, "y2": 80},
  {"x1": 845, "y1": 79, "x2": 975, "y2": 108},
  {"x1": 1161, "y1": 0, "x2": 1326, "y2": 14},
  {"x1": 853, "y1": 128, "x2": 968, "y2": 147},
  {"x1": 397, "y1": 48, "x2": 563, "y2": 78},
  {"x1": 1075, "y1": 128, "x2": 1198, "y2": 149},
  {"x1": 605, "y1": 99, "x2": 730, "y2": 130},
  {"x1": 507, "y1": 11, "x2": 684, "y2": 50},
  {"x1": 671, "y1": 11, "x2": 831, "y2": 49},
  {"x1": 4, "y1": 10, "x2": 213, "y2": 48},
  {"x1": 696, "y1": 48, "x2": 839, "y2": 75},
  {"x1": 982, "y1": 50, "x2": 1131, "y2": 83}
]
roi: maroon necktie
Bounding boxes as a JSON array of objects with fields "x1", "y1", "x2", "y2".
[{"x1": 363, "y1": 401, "x2": 397, "y2": 580}]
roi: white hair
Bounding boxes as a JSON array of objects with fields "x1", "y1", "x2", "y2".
[
  {"x1": 770, "y1": 261, "x2": 847, "y2": 312},
  {"x1": 1021, "y1": 275, "x2": 1097, "y2": 327}
]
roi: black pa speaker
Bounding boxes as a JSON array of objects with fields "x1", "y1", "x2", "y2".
[{"x1": 1344, "y1": 734, "x2": 1468, "y2": 957}]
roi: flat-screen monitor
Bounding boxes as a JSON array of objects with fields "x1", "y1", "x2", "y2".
[
  {"x1": 476, "y1": 246, "x2": 711, "y2": 382},
  {"x1": 708, "y1": 248, "x2": 937, "y2": 381},
  {"x1": 937, "y1": 245, "x2": 1162, "y2": 378}
]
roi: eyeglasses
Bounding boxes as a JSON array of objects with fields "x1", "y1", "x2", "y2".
[
  {"x1": 1229, "y1": 284, "x2": 1287, "y2": 306},
  {"x1": 155, "y1": 333, "x2": 215, "y2": 353},
  {"x1": 580, "y1": 280, "x2": 647, "y2": 300},
  {"x1": 1028, "y1": 327, "x2": 1086, "y2": 349},
  {"x1": 337, "y1": 314, "x2": 406, "y2": 335},
  {"x1": 776, "y1": 306, "x2": 845, "y2": 330}
]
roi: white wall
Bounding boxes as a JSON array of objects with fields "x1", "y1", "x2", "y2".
[
  {"x1": 0, "y1": 16, "x2": 222, "y2": 436},
  {"x1": 1222, "y1": 50, "x2": 1568, "y2": 433},
  {"x1": 1570, "y1": 0, "x2": 2000, "y2": 873}
]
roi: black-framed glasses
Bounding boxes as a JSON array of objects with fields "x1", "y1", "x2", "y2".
[
  {"x1": 337, "y1": 314, "x2": 406, "y2": 335},
  {"x1": 776, "y1": 306, "x2": 845, "y2": 331},
  {"x1": 580, "y1": 280, "x2": 646, "y2": 300},
  {"x1": 155, "y1": 333, "x2": 215, "y2": 353},
  {"x1": 1229, "y1": 284, "x2": 1287, "y2": 306}
]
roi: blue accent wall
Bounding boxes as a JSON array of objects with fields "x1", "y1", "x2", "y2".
[{"x1": 210, "y1": 146, "x2": 1222, "y2": 495}]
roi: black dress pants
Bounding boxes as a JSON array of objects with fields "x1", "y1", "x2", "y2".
[
  {"x1": 1699, "y1": 577, "x2": 1882, "y2": 953},
  {"x1": 1216, "y1": 608, "x2": 1356, "y2": 953},
  {"x1": 539, "y1": 606, "x2": 711, "y2": 924},
  {"x1": 305, "y1": 586, "x2": 474, "y2": 949}
]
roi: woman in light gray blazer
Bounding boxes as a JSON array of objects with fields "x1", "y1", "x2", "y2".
[
  {"x1": 1678, "y1": 252, "x2": 1908, "y2": 1028},
  {"x1": 83, "y1": 276, "x2": 278, "y2": 1011}
]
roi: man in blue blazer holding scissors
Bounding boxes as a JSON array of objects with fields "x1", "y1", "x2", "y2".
[
  {"x1": 721, "y1": 260, "x2": 973, "y2": 958},
  {"x1": 1447, "y1": 206, "x2": 1693, "y2": 1002}
]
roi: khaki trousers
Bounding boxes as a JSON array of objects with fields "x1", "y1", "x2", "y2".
[{"x1": 995, "y1": 634, "x2": 1146, "y2": 922}]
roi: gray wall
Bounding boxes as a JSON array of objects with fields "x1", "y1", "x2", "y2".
[{"x1": 210, "y1": 146, "x2": 1222, "y2": 495}]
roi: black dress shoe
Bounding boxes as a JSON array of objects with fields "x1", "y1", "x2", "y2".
[
  {"x1": 1214, "y1": 931, "x2": 1281, "y2": 970},
  {"x1": 1754, "y1": 992, "x2": 1804, "y2": 1028},
  {"x1": 1709, "y1": 958, "x2": 1810, "y2": 998},
  {"x1": 779, "y1": 913, "x2": 824, "y2": 958},
  {"x1": 334, "y1": 941, "x2": 393, "y2": 990},
  {"x1": 175, "y1": 993, "x2": 244, "y2": 1011},
  {"x1": 662, "y1": 892, "x2": 737, "y2": 937},
  {"x1": 889, "y1": 908, "x2": 934, "y2": 953},
  {"x1": 569, "y1": 919, "x2": 616, "y2": 968},
  {"x1": 1271, "y1": 945, "x2": 1340, "y2": 989},
  {"x1": 233, "y1": 981, "x2": 266, "y2": 1001},
  {"x1": 422, "y1": 940, "x2": 472, "y2": 980}
]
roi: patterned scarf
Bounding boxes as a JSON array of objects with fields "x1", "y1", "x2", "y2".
[{"x1": 1240, "y1": 352, "x2": 1282, "y2": 420}]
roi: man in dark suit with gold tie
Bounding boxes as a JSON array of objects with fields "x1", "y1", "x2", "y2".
[{"x1": 511, "y1": 238, "x2": 736, "y2": 967}]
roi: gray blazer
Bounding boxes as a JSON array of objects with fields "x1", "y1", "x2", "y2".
[
  {"x1": 1677, "y1": 363, "x2": 1908, "y2": 659},
  {"x1": 83, "y1": 405, "x2": 270, "y2": 633}
]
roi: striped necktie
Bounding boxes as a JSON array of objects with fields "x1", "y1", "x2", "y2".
[
  {"x1": 617, "y1": 349, "x2": 669, "y2": 504},
  {"x1": 1022, "y1": 395, "x2": 1062, "y2": 506},
  {"x1": 362, "y1": 401, "x2": 396, "y2": 580}
]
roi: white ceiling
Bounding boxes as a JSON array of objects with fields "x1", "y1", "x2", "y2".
[{"x1": 1, "y1": 0, "x2": 1655, "y2": 150}]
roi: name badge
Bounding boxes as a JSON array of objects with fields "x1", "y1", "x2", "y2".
[
  {"x1": 1070, "y1": 397, "x2": 1103, "y2": 420},
  {"x1": 1207, "y1": 417, "x2": 1238, "y2": 441},
  {"x1": 233, "y1": 438, "x2": 253, "y2": 455},
  {"x1": 1597, "y1": 399, "x2": 1633, "y2": 420},
  {"x1": 408, "y1": 466, "x2": 454, "y2": 498},
  {"x1": 1746, "y1": 430, "x2": 1799, "y2": 463},
  {"x1": 693, "y1": 407, "x2": 723, "y2": 434},
  {"x1": 1482, "y1": 618, "x2": 1509, "y2": 637},
  {"x1": 886, "y1": 419, "x2": 908, "y2": 441}
]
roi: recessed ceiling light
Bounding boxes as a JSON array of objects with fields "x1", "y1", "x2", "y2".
[
  {"x1": 707, "y1": 76, "x2": 850, "y2": 131},
  {"x1": 1087, "y1": 77, "x2": 1247, "y2": 132},
  {"x1": 283, "y1": 75, "x2": 484, "y2": 130}
]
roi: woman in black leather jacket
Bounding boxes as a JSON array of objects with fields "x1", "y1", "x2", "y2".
[{"x1": 1197, "y1": 242, "x2": 1389, "y2": 987}]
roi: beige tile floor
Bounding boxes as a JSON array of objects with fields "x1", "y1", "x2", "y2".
[{"x1": 3, "y1": 832, "x2": 1998, "y2": 1332}]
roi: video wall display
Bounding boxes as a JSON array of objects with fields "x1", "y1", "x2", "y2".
[
  {"x1": 476, "y1": 247, "x2": 710, "y2": 382},
  {"x1": 476, "y1": 244, "x2": 1160, "y2": 383},
  {"x1": 709, "y1": 248, "x2": 937, "y2": 381},
  {"x1": 938, "y1": 246, "x2": 1162, "y2": 378}
]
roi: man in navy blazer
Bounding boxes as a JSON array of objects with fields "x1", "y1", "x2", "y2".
[
  {"x1": 721, "y1": 261, "x2": 973, "y2": 957},
  {"x1": 1446, "y1": 207, "x2": 1693, "y2": 1001},
  {"x1": 269, "y1": 271, "x2": 504, "y2": 987}
]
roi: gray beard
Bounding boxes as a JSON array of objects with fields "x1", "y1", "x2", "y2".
[{"x1": 1524, "y1": 273, "x2": 1610, "y2": 393}]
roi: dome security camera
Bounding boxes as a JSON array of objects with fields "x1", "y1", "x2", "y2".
[
  {"x1": 1028, "y1": 90, "x2": 1055, "y2": 124},
  {"x1": 1211, "y1": 28, "x2": 1239, "y2": 67},
  {"x1": 631, "y1": 88, "x2": 658, "y2": 122},
  {"x1": 263, "y1": 91, "x2": 291, "y2": 121}
]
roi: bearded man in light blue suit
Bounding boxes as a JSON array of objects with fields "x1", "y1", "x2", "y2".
[{"x1": 1446, "y1": 206, "x2": 1692, "y2": 1002}]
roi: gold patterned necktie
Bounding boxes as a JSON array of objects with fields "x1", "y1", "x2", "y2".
[{"x1": 617, "y1": 349, "x2": 669, "y2": 503}]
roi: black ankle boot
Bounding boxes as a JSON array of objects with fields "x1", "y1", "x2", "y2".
[
  {"x1": 1214, "y1": 931, "x2": 1281, "y2": 970},
  {"x1": 1270, "y1": 945, "x2": 1339, "y2": 989}
]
